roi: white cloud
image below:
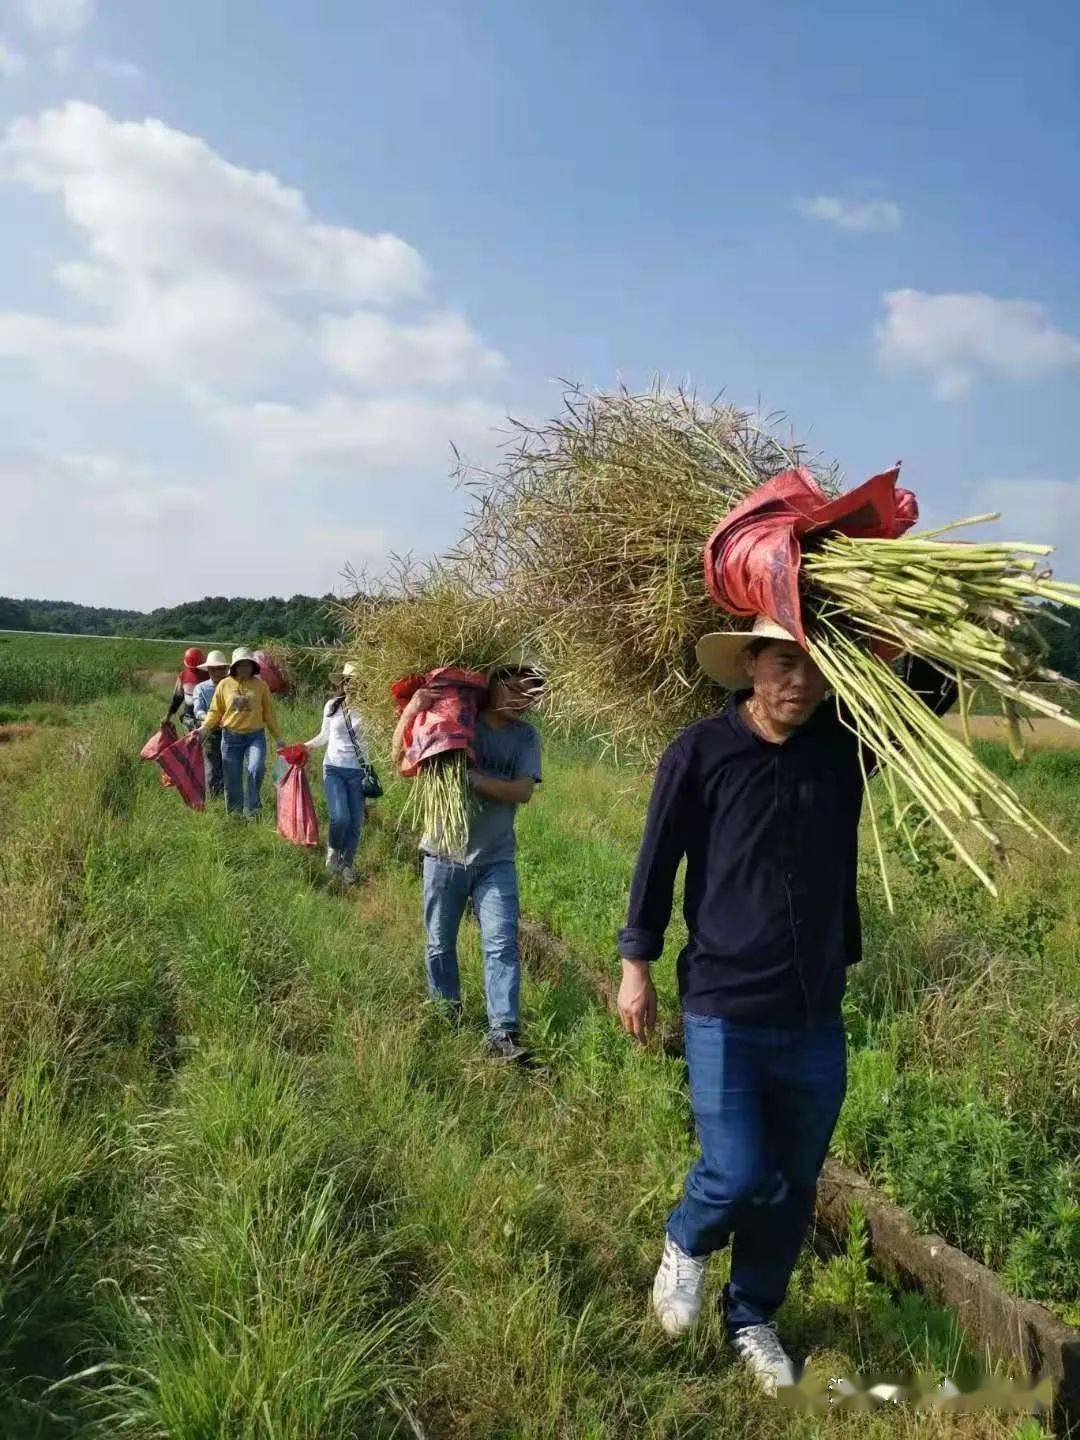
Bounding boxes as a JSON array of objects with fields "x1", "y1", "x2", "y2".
[
  {"x1": 967, "y1": 477, "x2": 1080, "y2": 582},
  {"x1": 876, "y1": 289, "x2": 1080, "y2": 398},
  {"x1": 0, "y1": 447, "x2": 389, "y2": 607},
  {"x1": 21, "y1": 0, "x2": 93, "y2": 38},
  {"x1": 795, "y1": 195, "x2": 902, "y2": 232},
  {"x1": 319, "y1": 309, "x2": 505, "y2": 388},
  {"x1": 0, "y1": 103, "x2": 509, "y2": 606},
  {"x1": 212, "y1": 391, "x2": 502, "y2": 475},
  {"x1": 0, "y1": 39, "x2": 27, "y2": 76},
  {"x1": 1, "y1": 103, "x2": 426, "y2": 305}
]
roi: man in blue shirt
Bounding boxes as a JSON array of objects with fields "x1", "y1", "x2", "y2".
[
  {"x1": 617, "y1": 615, "x2": 953, "y2": 1394},
  {"x1": 393, "y1": 665, "x2": 544, "y2": 1062}
]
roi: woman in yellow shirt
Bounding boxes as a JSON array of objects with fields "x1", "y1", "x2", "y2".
[{"x1": 198, "y1": 647, "x2": 283, "y2": 818}]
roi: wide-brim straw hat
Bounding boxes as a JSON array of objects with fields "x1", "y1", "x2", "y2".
[
  {"x1": 229, "y1": 646, "x2": 261, "y2": 676},
  {"x1": 696, "y1": 615, "x2": 799, "y2": 690},
  {"x1": 203, "y1": 650, "x2": 229, "y2": 669},
  {"x1": 334, "y1": 661, "x2": 357, "y2": 679}
]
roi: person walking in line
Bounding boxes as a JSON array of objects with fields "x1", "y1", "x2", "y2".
[
  {"x1": 392, "y1": 665, "x2": 545, "y2": 1063},
  {"x1": 303, "y1": 661, "x2": 369, "y2": 885},
  {"x1": 617, "y1": 616, "x2": 954, "y2": 1395},
  {"x1": 163, "y1": 647, "x2": 207, "y2": 732},
  {"x1": 197, "y1": 647, "x2": 283, "y2": 819},
  {"x1": 192, "y1": 650, "x2": 230, "y2": 798}
]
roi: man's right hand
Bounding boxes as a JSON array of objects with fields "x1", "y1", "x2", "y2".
[{"x1": 617, "y1": 958, "x2": 658, "y2": 1043}]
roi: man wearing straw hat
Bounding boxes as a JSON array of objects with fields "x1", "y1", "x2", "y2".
[
  {"x1": 617, "y1": 615, "x2": 952, "y2": 1394},
  {"x1": 192, "y1": 651, "x2": 230, "y2": 798}
]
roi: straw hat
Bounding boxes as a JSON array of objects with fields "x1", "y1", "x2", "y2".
[
  {"x1": 696, "y1": 615, "x2": 799, "y2": 690},
  {"x1": 203, "y1": 650, "x2": 229, "y2": 669},
  {"x1": 229, "y1": 646, "x2": 261, "y2": 676},
  {"x1": 335, "y1": 661, "x2": 357, "y2": 679}
]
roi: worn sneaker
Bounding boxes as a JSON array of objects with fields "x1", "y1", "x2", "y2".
[
  {"x1": 339, "y1": 864, "x2": 358, "y2": 886},
  {"x1": 484, "y1": 1030, "x2": 529, "y2": 1063},
  {"x1": 730, "y1": 1323, "x2": 797, "y2": 1395},
  {"x1": 326, "y1": 847, "x2": 341, "y2": 871},
  {"x1": 652, "y1": 1234, "x2": 706, "y2": 1336}
]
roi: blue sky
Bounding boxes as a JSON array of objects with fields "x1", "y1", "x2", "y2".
[{"x1": 1, "y1": 0, "x2": 1078, "y2": 607}]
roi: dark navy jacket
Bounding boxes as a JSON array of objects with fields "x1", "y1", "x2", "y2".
[{"x1": 617, "y1": 661, "x2": 954, "y2": 1024}]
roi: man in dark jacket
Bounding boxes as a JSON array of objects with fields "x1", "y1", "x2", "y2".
[{"x1": 617, "y1": 615, "x2": 953, "y2": 1394}]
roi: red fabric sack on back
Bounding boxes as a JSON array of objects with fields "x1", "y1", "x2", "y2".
[
  {"x1": 254, "y1": 650, "x2": 286, "y2": 694},
  {"x1": 390, "y1": 666, "x2": 488, "y2": 778},
  {"x1": 139, "y1": 724, "x2": 206, "y2": 810},
  {"x1": 276, "y1": 748, "x2": 319, "y2": 846},
  {"x1": 703, "y1": 466, "x2": 918, "y2": 645}
]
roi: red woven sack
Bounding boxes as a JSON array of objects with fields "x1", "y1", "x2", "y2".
[
  {"x1": 390, "y1": 666, "x2": 488, "y2": 778},
  {"x1": 139, "y1": 724, "x2": 206, "y2": 810},
  {"x1": 703, "y1": 466, "x2": 918, "y2": 646},
  {"x1": 254, "y1": 649, "x2": 286, "y2": 694},
  {"x1": 276, "y1": 757, "x2": 319, "y2": 846}
]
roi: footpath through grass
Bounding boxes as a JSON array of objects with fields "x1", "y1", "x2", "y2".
[
  {"x1": 511, "y1": 731, "x2": 1080, "y2": 1325},
  {"x1": 0, "y1": 692, "x2": 1039, "y2": 1438}
]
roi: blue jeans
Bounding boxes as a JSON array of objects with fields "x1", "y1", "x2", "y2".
[
  {"x1": 324, "y1": 764, "x2": 365, "y2": 864},
  {"x1": 221, "y1": 729, "x2": 267, "y2": 815},
  {"x1": 667, "y1": 1013, "x2": 846, "y2": 1336},
  {"x1": 422, "y1": 856, "x2": 520, "y2": 1035}
]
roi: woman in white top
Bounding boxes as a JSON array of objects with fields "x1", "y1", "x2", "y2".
[{"x1": 304, "y1": 662, "x2": 368, "y2": 884}]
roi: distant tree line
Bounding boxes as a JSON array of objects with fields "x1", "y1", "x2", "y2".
[
  {"x1": 0, "y1": 594, "x2": 345, "y2": 644},
  {"x1": 2, "y1": 594, "x2": 1078, "y2": 681}
]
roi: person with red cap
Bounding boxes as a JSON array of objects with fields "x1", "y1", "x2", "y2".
[{"x1": 163, "y1": 647, "x2": 208, "y2": 733}]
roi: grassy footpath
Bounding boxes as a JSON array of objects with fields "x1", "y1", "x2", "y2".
[
  {"x1": 0, "y1": 693, "x2": 1039, "y2": 1437},
  {"x1": 509, "y1": 732, "x2": 1080, "y2": 1325}
]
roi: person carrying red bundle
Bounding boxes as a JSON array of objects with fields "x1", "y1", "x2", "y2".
[
  {"x1": 163, "y1": 646, "x2": 208, "y2": 733},
  {"x1": 617, "y1": 471, "x2": 956, "y2": 1397},
  {"x1": 392, "y1": 664, "x2": 545, "y2": 1063}
]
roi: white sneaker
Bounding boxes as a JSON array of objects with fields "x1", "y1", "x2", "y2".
[
  {"x1": 652, "y1": 1235, "x2": 706, "y2": 1336},
  {"x1": 325, "y1": 848, "x2": 341, "y2": 871},
  {"x1": 730, "y1": 1323, "x2": 797, "y2": 1395}
]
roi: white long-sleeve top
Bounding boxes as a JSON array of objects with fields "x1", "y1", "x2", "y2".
[{"x1": 304, "y1": 698, "x2": 368, "y2": 770}]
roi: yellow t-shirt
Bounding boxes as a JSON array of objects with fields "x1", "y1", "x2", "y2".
[{"x1": 203, "y1": 675, "x2": 280, "y2": 739}]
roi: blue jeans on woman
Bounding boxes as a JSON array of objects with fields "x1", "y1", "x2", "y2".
[
  {"x1": 422, "y1": 856, "x2": 520, "y2": 1037},
  {"x1": 667, "y1": 1013, "x2": 846, "y2": 1336},
  {"x1": 221, "y1": 728, "x2": 267, "y2": 815},
  {"x1": 324, "y1": 764, "x2": 365, "y2": 865}
]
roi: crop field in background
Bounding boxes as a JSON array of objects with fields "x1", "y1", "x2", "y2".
[{"x1": 0, "y1": 638, "x2": 1076, "y2": 1437}]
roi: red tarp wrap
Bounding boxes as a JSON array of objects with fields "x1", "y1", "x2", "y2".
[
  {"x1": 139, "y1": 723, "x2": 206, "y2": 810},
  {"x1": 390, "y1": 665, "x2": 488, "y2": 778},
  {"x1": 276, "y1": 746, "x2": 319, "y2": 846},
  {"x1": 254, "y1": 649, "x2": 286, "y2": 694},
  {"x1": 703, "y1": 466, "x2": 918, "y2": 646}
]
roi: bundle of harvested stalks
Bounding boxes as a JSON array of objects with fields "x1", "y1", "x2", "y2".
[
  {"x1": 801, "y1": 520, "x2": 1080, "y2": 899},
  {"x1": 400, "y1": 750, "x2": 472, "y2": 860},
  {"x1": 456, "y1": 384, "x2": 1080, "y2": 892},
  {"x1": 337, "y1": 558, "x2": 535, "y2": 849},
  {"x1": 456, "y1": 383, "x2": 832, "y2": 760}
]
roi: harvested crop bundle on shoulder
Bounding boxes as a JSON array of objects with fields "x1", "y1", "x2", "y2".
[{"x1": 457, "y1": 384, "x2": 1080, "y2": 896}]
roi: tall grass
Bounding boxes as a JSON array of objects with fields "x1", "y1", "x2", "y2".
[{"x1": 0, "y1": 690, "x2": 1029, "y2": 1437}]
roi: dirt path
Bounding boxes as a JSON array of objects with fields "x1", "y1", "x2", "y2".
[{"x1": 943, "y1": 714, "x2": 1080, "y2": 750}]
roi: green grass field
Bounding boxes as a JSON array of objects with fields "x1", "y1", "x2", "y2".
[{"x1": 0, "y1": 645, "x2": 1075, "y2": 1437}]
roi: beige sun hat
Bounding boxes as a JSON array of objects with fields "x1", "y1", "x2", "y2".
[
  {"x1": 336, "y1": 661, "x2": 357, "y2": 679},
  {"x1": 229, "y1": 646, "x2": 261, "y2": 676},
  {"x1": 696, "y1": 615, "x2": 800, "y2": 690},
  {"x1": 203, "y1": 650, "x2": 229, "y2": 669}
]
